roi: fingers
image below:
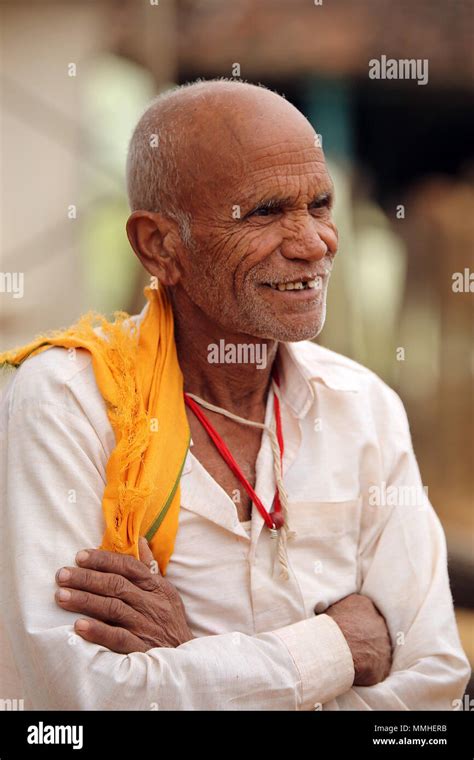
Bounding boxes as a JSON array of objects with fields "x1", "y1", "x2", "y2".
[
  {"x1": 55, "y1": 586, "x2": 137, "y2": 627},
  {"x1": 75, "y1": 548, "x2": 156, "y2": 588},
  {"x1": 73, "y1": 618, "x2": 148, "y2": 654},
  {"x1": 56, "y1": 566, "x2": 139, "y2": 602},
  {"x1": 138, "y1": 536, "x2": 160, "y2": 574}
]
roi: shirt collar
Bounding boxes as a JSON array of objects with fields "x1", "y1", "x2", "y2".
[
  {"x1": 136, "y1": 302, "x2": 358, "y2": 419},
  {"x1": 277, "y1": 341, "x2": 359, "y2": 419}
]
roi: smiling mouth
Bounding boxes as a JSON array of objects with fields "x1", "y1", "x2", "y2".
[{"x1": 262, "y1": 277, "x2": 321, "y2": 292}]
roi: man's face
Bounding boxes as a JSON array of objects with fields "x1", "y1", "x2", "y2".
[{"x1": 174, "y1": 97, "x2": 338, "y2": 342}]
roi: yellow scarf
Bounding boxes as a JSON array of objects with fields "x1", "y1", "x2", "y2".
[{"x1": 0, "y1": 285, "x2": 190, "y2": 575}]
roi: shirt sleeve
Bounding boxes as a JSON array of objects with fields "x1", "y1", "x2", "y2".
[
  {"x1": 0, "y1": 363, "x2": 353, "y2": 711},
  {"x1": 326, "y1": 388, "x2": 471, "y2": 711}
]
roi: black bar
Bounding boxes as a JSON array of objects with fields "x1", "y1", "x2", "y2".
[{"x1": 0, "y1": 710, "x2": 472, "y2": 758}]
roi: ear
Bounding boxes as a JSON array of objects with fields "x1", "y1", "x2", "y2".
[{"x1": 126, "y1": 211, "x2": 183, "y2": 286}]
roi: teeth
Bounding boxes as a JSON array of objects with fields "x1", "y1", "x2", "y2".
[{"x1": 270, "y1": 279, "x2": 318, "y2": 291}]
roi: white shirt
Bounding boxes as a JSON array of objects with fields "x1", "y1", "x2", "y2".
[{"x1": 0, "y1": 327, "x2": 470, "y2": 710}]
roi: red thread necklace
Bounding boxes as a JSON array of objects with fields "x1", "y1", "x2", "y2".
[{"x1": 183, "y1": 367, "x2": 285, "y2": 534}]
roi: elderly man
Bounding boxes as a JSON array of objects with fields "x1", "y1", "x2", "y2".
[{"x1": 0, "y1": 79, "x2": 469, "y2": 711}]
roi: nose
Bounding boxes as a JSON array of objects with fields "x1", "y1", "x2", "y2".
[{"x1": 280, "y1": 217, "x2": 337, "y2": 262}]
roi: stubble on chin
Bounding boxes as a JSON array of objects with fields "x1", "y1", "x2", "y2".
[{"x1": 235, "y1": 282, "x2": 330, "y2": 343}]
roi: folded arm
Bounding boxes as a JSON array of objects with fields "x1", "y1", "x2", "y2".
[
  {"x1": 327, "y1": 390, "x2": 471, "y2": 710},
  {"x1": 0, "y1": 392, "x2": 354, "y2": 710}
]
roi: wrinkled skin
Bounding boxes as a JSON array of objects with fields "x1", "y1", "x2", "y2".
[
  {"x1": 56, "y1": 540, "x2": 194, "y2": 653},
  {"x1": 325, "y1": 594, "x2": 392, "y2": 685}
]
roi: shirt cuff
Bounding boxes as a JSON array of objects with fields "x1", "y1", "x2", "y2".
[{"x1": 273, "y1": 613, "x2": 355, "y2": 709}]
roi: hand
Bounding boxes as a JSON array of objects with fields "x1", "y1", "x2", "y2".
[
  {"x1": 323, "y1": 593, "x2": 392, "y2": 686},
  {"x1": 55, "y1": 537, "x2": 194, "y2": 653}
]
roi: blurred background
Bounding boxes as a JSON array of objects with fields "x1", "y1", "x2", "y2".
[{"x1": 1, "y1": 0, "x2": 473, "y2": 697}]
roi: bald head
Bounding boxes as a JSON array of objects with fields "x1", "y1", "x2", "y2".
[
  {"x1": 126, "y1": 77, "x2": 337, "y2": 343},
  {"x1": 126, "y1": 78, "x2": 314, "y2": 243}
]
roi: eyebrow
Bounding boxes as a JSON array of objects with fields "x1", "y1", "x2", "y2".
[{"x1": 244, "y1": 189, "x2": 333, "y2": 214}]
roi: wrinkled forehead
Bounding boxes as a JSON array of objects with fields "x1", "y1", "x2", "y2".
[{"x1": 181, "y1": 98, "x2": 328, "y2": 212}]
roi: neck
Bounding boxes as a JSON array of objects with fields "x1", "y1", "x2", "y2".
[{"x1": 170, "y1": 292, "x2": 278, "y2": 418}]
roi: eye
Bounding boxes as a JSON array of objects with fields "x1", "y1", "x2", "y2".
[
  {"x1": 309, "y1": 194, "x2": 332, "y2": 211},
  {"x1": 247, "y1": 201, "x2": 282, "y2": 218},
  {"x1": 252, "y1": 207, "x2": 273, "y2": 217}
]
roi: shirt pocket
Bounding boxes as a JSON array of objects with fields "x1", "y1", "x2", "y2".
[{"x1": 287, "y1": 498, "x2": 361, "y2": 616}]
